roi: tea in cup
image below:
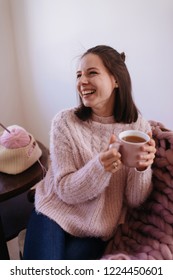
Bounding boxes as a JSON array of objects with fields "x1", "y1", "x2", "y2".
[{"x1": 118, "y1": 130, "x2": 150, "y2": 167}]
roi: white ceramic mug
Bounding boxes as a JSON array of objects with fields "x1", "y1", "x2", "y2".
[
  {"x1": 109, "y1": 130, "x2": 150, "y2": 167},
  {"x1": 118, "y1": 130, "x2": 150, "y2": 167}
]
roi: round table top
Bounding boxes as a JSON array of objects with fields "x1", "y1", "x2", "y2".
[{"x1": 0, "y1": 141, "x2": 49, "y2": 202}]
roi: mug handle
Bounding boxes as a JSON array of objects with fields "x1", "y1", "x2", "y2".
[{"x1": 109, "y1": 141, "x2": 121, "y2": 151}]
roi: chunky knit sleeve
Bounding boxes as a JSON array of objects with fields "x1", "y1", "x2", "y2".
[
  {"x1": 125, "y1": 167, "x2": 152, "y2": 207},
  {"x1": 49, "y1": 110, "x2": 112, "y2": 205}
]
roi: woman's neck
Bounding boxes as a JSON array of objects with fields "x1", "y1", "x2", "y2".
[{"x1": 91, "y1": 112, "x2": 115, "y2": 124}]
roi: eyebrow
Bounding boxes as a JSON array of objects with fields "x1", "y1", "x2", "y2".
[{"x1": 76, "y1": 67, "x2": 99, "y2": 74}]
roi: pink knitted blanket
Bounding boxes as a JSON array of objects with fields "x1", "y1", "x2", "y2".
[{"x1": 102, "y1": 120, "x2": 173, "y2": 260}]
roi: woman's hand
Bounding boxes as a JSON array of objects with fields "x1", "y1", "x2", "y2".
[
  {"x1": 99, "y1": 135, "x2": 122, "y2": 173},
  {"x1": 136, "y1": 132, "x2": 156, "y2": 171}
]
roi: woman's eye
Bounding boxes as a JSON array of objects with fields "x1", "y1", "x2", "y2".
[
  {"x1": 76, "y1": 73, "x2": 81, "y2": 79},
  {"x1": 89, "y1": 71, "x2": 97, "y2": 75}
]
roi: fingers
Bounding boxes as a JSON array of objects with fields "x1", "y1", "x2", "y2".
[
  {"x1": 109, "y1": 134, "x2": 116, "y2": 145},
  {"x1": 137, "y1": 152, "x2": 155, "y2": 167},
  {"x1": 137, "y1": 138, "x2": 156, "y2": 169},
  {"x1": 99, "y1": 147, "x2": 122, "y2": 173},
  {"x1": 100, "y1": 134, "x2": 122, "y2": 173},
  {"x1": 105, "y1": 159, "x2": 122, "y2": 173},
  {"x1": 141, "y1": 138, "x2": 156, "y2": 154},
  {"x1": 100, "y1": 149, "x2": 121, "y2": 165}
]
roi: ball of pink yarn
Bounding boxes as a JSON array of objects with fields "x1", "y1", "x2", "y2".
[{"x1": 0, "y1": 125, "x2": 30, "y2": 149}]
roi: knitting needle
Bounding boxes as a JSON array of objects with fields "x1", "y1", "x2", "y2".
[{"x1": 0, "y1": 122, "x2": 11, "y2": 133}]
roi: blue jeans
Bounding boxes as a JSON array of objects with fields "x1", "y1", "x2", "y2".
[{"x1": 23, "y1": 209, "x2": 107, "y2": 260}]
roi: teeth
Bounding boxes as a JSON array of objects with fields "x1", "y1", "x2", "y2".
[{"x1": 82, "y1": 90, "x2": 96, "y2": 96}]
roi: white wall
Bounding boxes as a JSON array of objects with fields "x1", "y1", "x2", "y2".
[
  {"x1": 0, "y1": 0, "x2": 24, "y2": 131},
  {"x1": 1, "y1": 0, "x2": 173, "y2": 146}
]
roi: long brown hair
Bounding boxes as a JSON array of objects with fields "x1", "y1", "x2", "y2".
[{"x1": 74, "y1": 45, "x2": 139, "y2": 123}]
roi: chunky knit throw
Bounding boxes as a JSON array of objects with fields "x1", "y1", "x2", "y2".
[{"x1": 102, "y1": 120, "x2": 173, "y2": 260}]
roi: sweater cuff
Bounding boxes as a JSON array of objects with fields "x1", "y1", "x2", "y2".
[{"x1": 134, "y1": 165, "x2": 151, "y2": 173}]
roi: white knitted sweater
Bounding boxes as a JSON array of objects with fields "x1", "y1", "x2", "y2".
[{"x1": 35, "y1": 108, "x2": 152, "y2": 240}]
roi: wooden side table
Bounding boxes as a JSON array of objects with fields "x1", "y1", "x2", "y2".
[{"x1": 0, "y1": 141, "x2": 49, "y2": 259}]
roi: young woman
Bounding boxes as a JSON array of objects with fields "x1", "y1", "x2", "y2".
[{"x1": 23, "y1": 45, "x2": 156, "y2": 260}]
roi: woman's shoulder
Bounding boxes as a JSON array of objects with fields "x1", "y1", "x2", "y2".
[
  {"x1": 133, "y1": 114, "x2": 151, "y2": 133},
  {"x1": 52, "y1": 107, "x2": 77, "y2": 125}
]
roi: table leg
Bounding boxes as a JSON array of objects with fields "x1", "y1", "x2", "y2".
[{"x1": 0, "y1": 216, "x2": 10, "y2": 260}]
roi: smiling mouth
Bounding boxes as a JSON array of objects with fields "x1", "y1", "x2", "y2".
[{"x1": 82, "y1": 90, "x2": 96, "y2": 96}]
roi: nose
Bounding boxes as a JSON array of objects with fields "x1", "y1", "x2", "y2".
[{"x1": 78, "y1": 74, "x2": 89, "y2": 84}]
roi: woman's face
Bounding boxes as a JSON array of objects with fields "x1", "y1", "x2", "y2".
[{"x1": 76, "y1": 53, "x2": 116, "y2": 117}]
